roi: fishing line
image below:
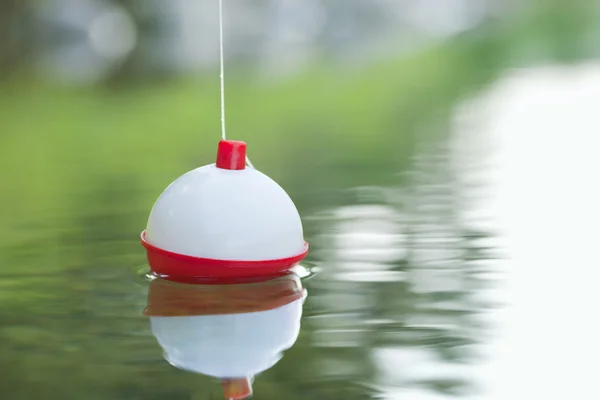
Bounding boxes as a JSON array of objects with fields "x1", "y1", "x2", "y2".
[{"x1": 218, "y1": 0, "x2": 254, "y2": 168}]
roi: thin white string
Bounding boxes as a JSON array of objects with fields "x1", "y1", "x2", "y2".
[
  {"x1": 218, "y1": 0, "x2": 254, "y2": 168},
  {"x1": 218, "y1": 0, "x2": 226, "y2": 140}
]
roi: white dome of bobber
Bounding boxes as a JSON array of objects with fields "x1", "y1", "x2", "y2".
[
  {"x1": 141, "y1": 140, "x2": 308, "y2": 279},
  {"x1": 145, "y1": 274, "x2": 307, "y2": 400}
]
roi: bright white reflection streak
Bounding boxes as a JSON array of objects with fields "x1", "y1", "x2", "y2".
[{"x1": 451, "y1": 62, "x2": 600, "y2": 399}]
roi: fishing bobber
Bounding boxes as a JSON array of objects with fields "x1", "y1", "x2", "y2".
[
  {"x1": 144, "y1": 273, "x2": 307, "y2": 400},
  {"x1": 141, "y1": 140, "x2": 308, "y2": 279}
]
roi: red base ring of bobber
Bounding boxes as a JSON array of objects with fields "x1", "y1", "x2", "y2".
[{"x1": 140, "y1": 230, "x2": 309, "y2": 280}]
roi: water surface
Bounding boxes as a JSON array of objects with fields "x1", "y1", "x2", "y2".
[{"x1": 1, "y1": 62, "x2": 600, "y2": 399}]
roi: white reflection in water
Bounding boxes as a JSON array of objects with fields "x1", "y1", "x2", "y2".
[
  {"x1": 315, "y1": 203, "x2": 407, "y2": 281},
  {"x1": 310, "y1": 62, "x2": 600, "y2": 398},
  {"x1": 449, "y1": 62, "x2": 600, "y2": 399},
  {"x1": 331, "y1": 205, "x2": 407, "y2": 263}
]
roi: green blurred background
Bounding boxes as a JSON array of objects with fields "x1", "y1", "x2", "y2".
[{"x1": 0, "y1": 0, "x2": 599, "y2": 399}]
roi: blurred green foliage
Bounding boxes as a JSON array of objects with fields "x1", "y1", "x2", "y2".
[{"x1": 0, "y1": 35, "x2": 504, "y2": 245}]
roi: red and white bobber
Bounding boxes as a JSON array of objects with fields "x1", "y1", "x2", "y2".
[
  {"x1": 144, "y1": 273, "x2": 307, "y2": 400},
  {"x1": 141, "y1": 140, "x2": 308, "y2": 279}
]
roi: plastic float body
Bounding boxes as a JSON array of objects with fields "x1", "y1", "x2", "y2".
[
  {"x1": 141, "y1": 140, "x2": 308, "y2": 279},
  {"x1": 145, "y1": 273, "x2": 307, "y2": 399}
]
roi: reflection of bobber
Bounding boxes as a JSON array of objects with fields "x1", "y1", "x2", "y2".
[{"x1": 144, "y1": 273, "x2": 307, "y2": 400}]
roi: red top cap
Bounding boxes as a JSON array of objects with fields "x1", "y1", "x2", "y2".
[
  {"x1": 216, "y1": 140, "x2": 246, "y2": 170},
  {"x1": 222, "y1": 377, "x2": 252, "y2": 399}
]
